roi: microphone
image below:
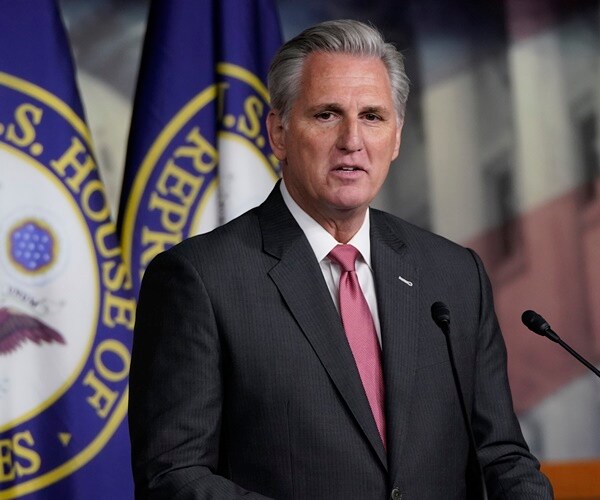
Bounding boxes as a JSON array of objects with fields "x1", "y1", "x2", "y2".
[
  {"x1": 431, "y1": 302, "x2": 488, "y2": 500},
  {"x1": 431, "y1": 301, "x2": 450, "y2": 330},
  {"x1": 521, "y1": 310, "x2": 600, "y2": 379}
]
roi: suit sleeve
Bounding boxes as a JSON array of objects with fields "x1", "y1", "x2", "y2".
[
  {"x1": 468, "y1": 250, "x2": 554, "y2": 499},
  {"x1": 128, "y1": 250, "x2": 272, "y2": 499}
]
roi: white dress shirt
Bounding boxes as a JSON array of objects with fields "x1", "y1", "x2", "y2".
[{"x1": 280, "y1": 180, "x2": 382, "y2": 345}]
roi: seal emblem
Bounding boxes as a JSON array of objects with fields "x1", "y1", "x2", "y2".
[
  {"x1": 121, "y1": 63, "x2": 280, "y2": 292},
  {"x1": 0, "y1": 72, "x2": 133, "y2": 498}
]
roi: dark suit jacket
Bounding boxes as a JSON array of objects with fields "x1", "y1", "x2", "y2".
[{"x1": 128, "y1": 184, "x2": 553, "y2": 499}]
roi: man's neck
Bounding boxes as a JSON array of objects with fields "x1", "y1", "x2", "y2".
[{"x1": 281, "y1": 181, "x2": 368, "y2": 243}]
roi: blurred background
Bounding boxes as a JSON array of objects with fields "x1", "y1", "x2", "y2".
[{"x1": 59, "y1": 0, "x2": 600, "y2": 463}]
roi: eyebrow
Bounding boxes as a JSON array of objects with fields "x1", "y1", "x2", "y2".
[
  {"x1": 309, "y1": 103, "x2": 344, "y2": 115},
  {"x1": 361, "y1": 105, "x2": 389, "y2": 116}
]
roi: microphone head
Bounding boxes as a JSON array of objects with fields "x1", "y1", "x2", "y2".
[
  {"x1": 431, "y1": 301, "x2": 450, "y2": 329},
  {"x1": 521, "y1": 310, "x2": 551, "y2": 336}
]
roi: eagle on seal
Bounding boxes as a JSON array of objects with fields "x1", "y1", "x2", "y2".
[{"x1": 0, "y1": 307, "x2": 65, "y2": 355}]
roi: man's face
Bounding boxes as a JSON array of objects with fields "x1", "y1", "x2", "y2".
[{"x1": 268, "y1": 51, "x2": 402, "y2": 227}]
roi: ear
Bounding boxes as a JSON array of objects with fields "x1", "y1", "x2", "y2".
[
  {"x1": 391, "y1": 118, "x2": 403, "y2": 161},
  {"x1": 266, "y1": 110, "x2": 287, "y2": 161}
]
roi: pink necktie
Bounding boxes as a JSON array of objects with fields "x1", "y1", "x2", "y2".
[{"x1": 328, "y1": 244, "x2": 386, "y2": 447}]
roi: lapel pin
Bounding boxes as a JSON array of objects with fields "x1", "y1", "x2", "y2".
[{"x1": 398, "y1": 275, "x2": 413, "y2": 287}]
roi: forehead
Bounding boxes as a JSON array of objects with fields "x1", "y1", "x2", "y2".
[{"x1": 297, "y1": 52, "x2": 392, "y2": 98}]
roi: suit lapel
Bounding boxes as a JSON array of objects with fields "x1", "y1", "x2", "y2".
[
  {"x1": 258, "y1": 185, "x2": 387, "y2": 469},
  {"x1": 370, "y1": 211, "x2": 420, "y2": 482}
]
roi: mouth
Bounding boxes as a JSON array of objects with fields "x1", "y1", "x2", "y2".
[{"x1": 333, "y1": 165, "x2": 365, "y2": 173}]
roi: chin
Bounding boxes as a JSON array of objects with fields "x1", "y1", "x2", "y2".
[
  {"x1": 329, "y1": 196, "x2": 371, "y2": 213},
  {"x1": 331, "y1": 186, "x2": 372, "y2": 202}
]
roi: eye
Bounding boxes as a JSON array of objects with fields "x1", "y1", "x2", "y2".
[
  {"x1": 315, "y1": 111, "x2": 336, "y2": 121},
  {"x1": 364, "y1": 113, "x2": 381, "y2": 121}
]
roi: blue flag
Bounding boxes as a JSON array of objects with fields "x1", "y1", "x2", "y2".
[
  {"x1": 0, "y1": 1, "x2": 134, "y2": 498},
  {"x1": 118, "y1": 0, "x2": 283, "y2": 294}
]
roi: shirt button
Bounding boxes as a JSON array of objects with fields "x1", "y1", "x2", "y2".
[{"x1": 390, "y1": 488, "x2": 402, "y2": 500}]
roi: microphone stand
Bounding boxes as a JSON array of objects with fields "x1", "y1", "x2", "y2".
[{"x1": 432, "y1": 302, "x2": 488, "y2": 500}]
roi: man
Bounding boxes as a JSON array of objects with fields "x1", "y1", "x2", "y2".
[{"x1": 129, "y1": 20, "x2": 553, "y2": 499}]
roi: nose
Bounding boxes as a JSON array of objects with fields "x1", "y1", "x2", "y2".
[{"x1": 336, "y1": 117, "x2": 363, "y2": 153}]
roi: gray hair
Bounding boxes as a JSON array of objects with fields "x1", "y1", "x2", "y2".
[{"x1": 268, "y1": 19, "x2": 410, "y2": 124}]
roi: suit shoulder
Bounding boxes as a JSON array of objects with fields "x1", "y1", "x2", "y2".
[
  {"x1": 371, "y1": 209, "x2": 490, "y2": 308},
  {"x1": 160, "y1": 207, "x2": 262, "y2": 264},
  {"x1": 372, "y1": 208, "x2": 471, "y2": 259}
]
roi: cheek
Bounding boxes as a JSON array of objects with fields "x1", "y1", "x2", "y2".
[
  {"x1": 303, "y1": 126, "x2": 338, "y2": 148},
  {"x1": 373, "y1": 165, "x2": 390, "y2": 186},
  {"x1": 373, "y1": 135, "x2": 399, "y2": 162}
]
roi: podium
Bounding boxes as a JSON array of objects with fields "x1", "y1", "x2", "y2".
[{"x1": 541, "y1": 460, "x2": 600, "y2": 499}]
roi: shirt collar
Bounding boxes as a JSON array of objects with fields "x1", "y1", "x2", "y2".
[{"x1": 280, "y1": 180, "x2": 372, "y2": 267}]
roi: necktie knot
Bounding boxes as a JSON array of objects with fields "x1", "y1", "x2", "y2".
[{"x1": 328, "y1": 244, "x2": 360, "y2": 273}]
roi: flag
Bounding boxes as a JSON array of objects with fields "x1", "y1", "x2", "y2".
[
  {"x1": 0, "y1": 1, "x2": 134, "y2": 498},
  {"x1": 118, "y1": 0, "x2": 283, "y2": 293}
]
